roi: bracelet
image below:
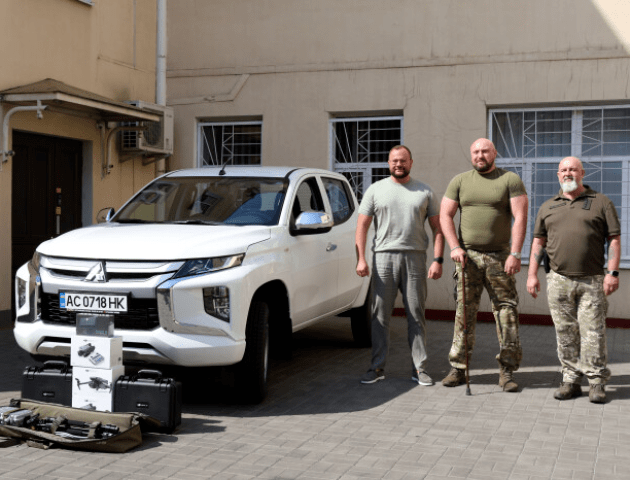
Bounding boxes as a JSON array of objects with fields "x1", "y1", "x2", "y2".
[{"x1": 451, "y1": 246, "x2": 462, "y2": 252}]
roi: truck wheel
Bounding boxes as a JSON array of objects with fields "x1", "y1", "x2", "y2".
[
  {"x1": 237, "y1": 300, "x2": 270, "y2": 403},
  {"x1": 350, "y1": 288, "x2": 372, "y2": 348}
]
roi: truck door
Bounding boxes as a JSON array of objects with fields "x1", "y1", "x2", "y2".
[{"x1": 286, "y1": 176, "x2": 339, "y2": 325}]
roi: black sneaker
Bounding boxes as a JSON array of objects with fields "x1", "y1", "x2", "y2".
[{"x1": 360, "y1": 369, "x2": 384, "y2": 384}]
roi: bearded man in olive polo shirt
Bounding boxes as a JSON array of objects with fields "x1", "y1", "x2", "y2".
[
  {"x1": 440, "y1": 138, "x2": 528, "y2": 392},
  {"x1": 527, "y1": 156, "x2": 621, "y2": 404}
]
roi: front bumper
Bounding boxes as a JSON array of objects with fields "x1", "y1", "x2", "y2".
[
  {"x1": 14, "y1": 320, "x2": 245, "y2": 366},
  {"x1": 13, "y1": 257, "x2": 254, "y2": 367}
]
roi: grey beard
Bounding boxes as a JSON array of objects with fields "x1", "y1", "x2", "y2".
[{"x1": 561, "y1": 179, "x2": 579, "y2": 193}]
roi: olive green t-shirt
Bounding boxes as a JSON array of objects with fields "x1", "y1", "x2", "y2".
[
  {"x1": 533, "y1": 187, "x2": 620, "y2": 277},
  {"x1": 444, "y1": 168, "x2": 527, "y2": 251}
]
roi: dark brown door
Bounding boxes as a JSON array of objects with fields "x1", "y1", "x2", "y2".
[{"x1": 11, "y1": 131, "x2": 83, "y2": 308}]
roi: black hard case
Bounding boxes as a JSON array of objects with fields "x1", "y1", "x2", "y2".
[
  {"x1": 113, "y1": 369, "x2": 182, "y2": 433},
  {"x1": 22, "y1": 360, "x2": 73, "y2": 406}
]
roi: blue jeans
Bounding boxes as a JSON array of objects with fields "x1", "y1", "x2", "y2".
[{"x1": 370, "y1": 251, "x2": 428, "y2": 372}]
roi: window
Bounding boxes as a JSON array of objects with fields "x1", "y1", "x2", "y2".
[
  {"x1": 490, "y1": 106, "x2": 629, "y2": 265},
  {"x1": 291, "y1": 178, "x2": 326, "y2": 232},
  {"x1": 198, "y1": 121, "x2": 262, "y2": 167},
  {"x1": 322, "y1": 177, "x2": 354, "y2": 225},
  {"x1": 116, "y1": 177, "x2": 285, "y2": 226},
  {"x1": 331, "y1": 116, "x2": 403, "y2": 201}
]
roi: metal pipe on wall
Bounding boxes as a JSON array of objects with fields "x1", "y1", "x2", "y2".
[{"x1": 155, "y1": 0, "x2": 167, "y2": 177}]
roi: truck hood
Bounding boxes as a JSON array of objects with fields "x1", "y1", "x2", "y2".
[{"x1": 36, "y1": 223, "x2": 271, "y2": 261}]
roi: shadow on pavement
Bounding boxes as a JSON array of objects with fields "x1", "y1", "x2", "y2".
[{"x1": 3, "y1": 317, "x2": 630, "y2": 417}]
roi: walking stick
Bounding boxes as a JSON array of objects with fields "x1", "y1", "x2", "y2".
[{"x1": 460, "y1": 262, "x2": 472, "y2": 396}]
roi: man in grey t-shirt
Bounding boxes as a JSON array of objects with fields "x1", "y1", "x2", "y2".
[{"x1": 356, "y1": 145, "x2": 444, "y2": 385}]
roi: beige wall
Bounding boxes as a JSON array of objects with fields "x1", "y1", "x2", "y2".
[
  {"x1": 0, "y1": 0, "x2": 158, "y2": 316},
  {"x1": 167, "y1": 0, "x2": 630, "y2": 319}
]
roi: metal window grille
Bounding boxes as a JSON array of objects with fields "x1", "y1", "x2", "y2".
[
  {"x1": 490, "y1": 106, "x2": 630, "y2": 265},
  {"x1": 330, "y1": 116, "x2": 403, "y2": 201},
  {"x1": 198, "y1": 121, "x2": 262, "y2": 167}
]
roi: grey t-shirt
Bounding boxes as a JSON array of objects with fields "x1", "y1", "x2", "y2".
[{"x1": 358, "y1": 177, "x2": 439, "y2": 253}]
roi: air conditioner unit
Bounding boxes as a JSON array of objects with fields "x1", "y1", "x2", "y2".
[{"x1": 120, "y1": 101, "x2": 174, "y2": 155}]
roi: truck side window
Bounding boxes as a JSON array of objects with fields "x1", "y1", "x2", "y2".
[
  {"x1": 322, "y1": 177, "x2": 353, "y2": 225},
  {"x1": 291, "y1": 178, "x2": 325, "y2": 224}
]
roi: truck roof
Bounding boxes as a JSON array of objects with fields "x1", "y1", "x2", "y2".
[{"x1": 165, "y1": 166, "x2": 338, "y2": 179}]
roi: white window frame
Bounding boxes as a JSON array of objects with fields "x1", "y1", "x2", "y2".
[
  {"x1": 489, "y1": 105, "x2": 630, "y2": 268},
  {"x1": 197, "y1": 120, "x2": 263, "y2": 168},
  {"x1": 329, "y1": 115, "x2": 403, "y2": 201}
]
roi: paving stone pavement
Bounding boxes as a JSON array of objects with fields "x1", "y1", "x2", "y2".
[{"x1": 0, "y1": 316, "x2": 630, "y2": 480}]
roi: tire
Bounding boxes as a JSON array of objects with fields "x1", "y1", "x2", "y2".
[
  {"x1": 236, "y1": 300, "x2": 270, "y2": 403},
  {"x1": 350, "y1": 288, "x2": 372, "y2": 348}
]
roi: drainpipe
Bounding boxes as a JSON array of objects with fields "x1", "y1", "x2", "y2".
[{"x1": 155, "y1": 0, "x2": 167, "y2": 177}]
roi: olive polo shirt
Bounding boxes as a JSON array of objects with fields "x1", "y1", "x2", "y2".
[{"x1": 533, "y1": 186, "x2": 620, "y2": 277}]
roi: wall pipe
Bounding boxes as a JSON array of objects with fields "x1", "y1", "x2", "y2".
[
  {"x1": 1, "y1": 100, "x2": 47, "y2": 171},
  {"x1": 155, "y1": 0, "x2": 167, "y2": 177}
]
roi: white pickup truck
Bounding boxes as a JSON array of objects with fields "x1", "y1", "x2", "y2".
[{"x1": 14, "y1": 167, "x2": 372, "y2": 402}]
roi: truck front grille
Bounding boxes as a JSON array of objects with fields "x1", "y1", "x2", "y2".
[{"x1": 41, "y1": 294, "x2": 160, "y2": 331}]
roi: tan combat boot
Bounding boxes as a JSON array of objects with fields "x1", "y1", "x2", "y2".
[
  {"x1": 589, "y1": 384, "x2": 606, "y2": 404},
  {"x1": 554, "y1": 382, "x2": 582, "y2": 400},
  {"x1": 442, "y1": 367, "x2": 466, "y2": 387},
  {"x1": 499, "y1": 366, "x2": 518, "y2": 392}
]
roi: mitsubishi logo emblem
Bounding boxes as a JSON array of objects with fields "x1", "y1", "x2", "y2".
[{"x1": 84, "y1": 262, "x2": 107, "y2": 282}]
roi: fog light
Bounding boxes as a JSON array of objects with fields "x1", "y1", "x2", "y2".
[
  {"x1": 17, "y1": 278, "x2": 27, "y2": 309},
  {"x1": 203, "y1": 286, "x2": 230, "y2": 322}
]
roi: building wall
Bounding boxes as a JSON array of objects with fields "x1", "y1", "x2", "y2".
[
  {"x1": 0, "y1": 0, "x2": 158, "y2": 320},
  {"x1": 167, "y1": 0, "x2": 630, "y2": 319}
]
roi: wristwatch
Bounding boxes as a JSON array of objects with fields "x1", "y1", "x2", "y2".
[
  {"x1": 510, "y1": 252, "x2": 521, "y2": 260},
  {"x1": 607, "y1": 270, "x2": 619, "y2": 277},
  {"x1": 433, "y1": 257, "x2": 444, "y2": 264}
]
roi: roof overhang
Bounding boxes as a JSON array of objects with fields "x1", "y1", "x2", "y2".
[{"x1": 0, "y1": 79, "x2": 160, "y2": 123}]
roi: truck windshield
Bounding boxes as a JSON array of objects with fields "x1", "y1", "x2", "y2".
[{"x1": 115, "y1": 177, "x2": 287, "y2": 226}]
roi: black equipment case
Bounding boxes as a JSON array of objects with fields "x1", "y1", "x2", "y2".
[
  {"x1": 113, "y1": 369, "x2": 182, "y2": 433},
  {"x1": 22, "y1": 360, "x2": 73, "y2": 406}
]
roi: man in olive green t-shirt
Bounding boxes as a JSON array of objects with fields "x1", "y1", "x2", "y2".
[{"x1": 440, "y1": 138, "x2": 529, "y2": 392}]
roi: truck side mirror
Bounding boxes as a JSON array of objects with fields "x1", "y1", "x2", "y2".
[{"x1": 96, "y1": 207, "x2": 115, "y2": 224}]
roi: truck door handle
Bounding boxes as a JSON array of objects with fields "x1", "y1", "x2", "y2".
[{"x1": 326, "y1": 243, "x2": 337, "y2": 252}]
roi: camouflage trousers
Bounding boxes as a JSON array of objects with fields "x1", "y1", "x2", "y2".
[
  {"x1": 448, "y1": 249, "x2": 522, "y2": 371},
  {"x1": 547, "y1": 270, "x2": 610, "y2": 385}
]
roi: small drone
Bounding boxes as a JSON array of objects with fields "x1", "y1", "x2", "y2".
[{"x1": 75, "y1": 377, "x2": 112, "y2": 392}]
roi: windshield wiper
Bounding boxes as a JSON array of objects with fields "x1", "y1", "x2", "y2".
[
  {"x1": 115, "y1": 219, "x2": 152, "y2": 224},
  {"x1": 171, "y1": 220, "x2": 222, "y2": 225}
]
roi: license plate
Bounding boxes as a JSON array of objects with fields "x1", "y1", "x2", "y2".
[{"x1": 59, "y1": 292, "x2": 128, "y2": 313}]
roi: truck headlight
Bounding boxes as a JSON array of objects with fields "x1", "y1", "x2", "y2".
[
  {"x1": 203, "y1": 286, "x2": 230, "y2": 322},
  {"x1": 30, "y1": 251, "x2": 41, "y2": 273},
  {"x1": 173, "y1": 254, "x2": 244, "y2": 278}
]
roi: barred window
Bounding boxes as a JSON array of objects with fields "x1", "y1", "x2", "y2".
[
  {"x1": 490, "y1": 106, "x2": 629, "y2": 266},
  {"x1": 198, "y1": 121, "x2": 262, "y2": 167},
  {"x1": 331, "y1": 116, "x2": 403, "y2": 201}
]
